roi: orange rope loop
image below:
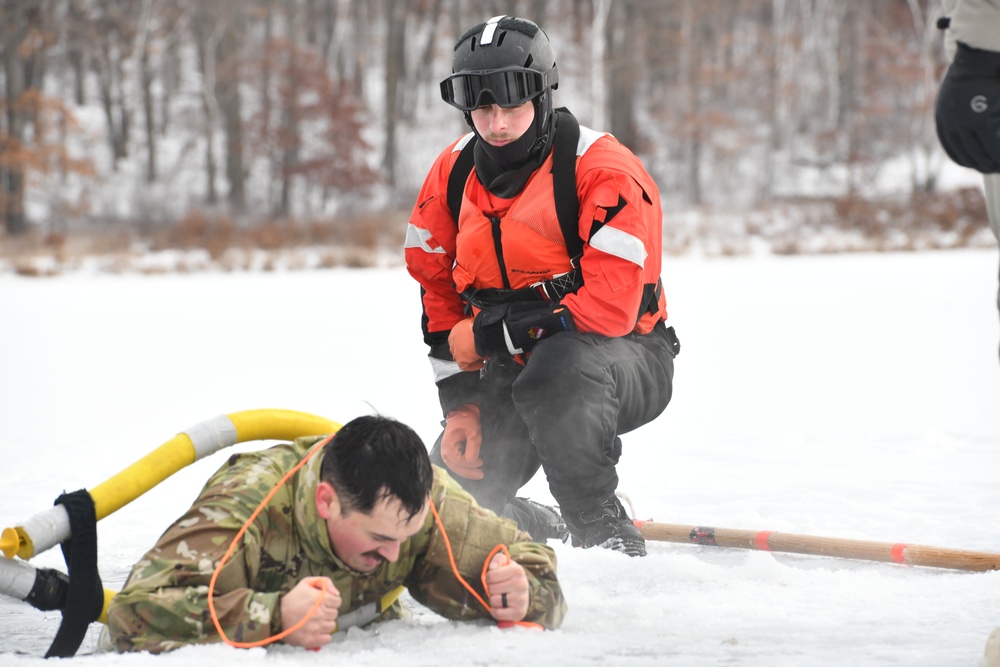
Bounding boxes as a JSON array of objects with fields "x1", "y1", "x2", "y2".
[
  {"x1": 207, "y1": 434, "x2": 334, "y2": 649},
  {"x1": 207, "y1": 435, "x2": 541, "y2": 650},
  {"x1": 428, "y1": 501, "x2": 543, "y2": 631}
]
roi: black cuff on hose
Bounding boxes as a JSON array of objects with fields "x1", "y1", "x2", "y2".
[{"x1": 25, "y1": 567, "x2": 70, "y2": 612}]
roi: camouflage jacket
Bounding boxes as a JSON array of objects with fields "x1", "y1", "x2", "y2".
[{"x1": 107, "y1": 436, "x2": 566, "y2": 653}]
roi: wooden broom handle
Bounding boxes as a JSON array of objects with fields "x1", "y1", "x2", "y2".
[{"x1": 637, "y1": 521, "x2": 1000, "y2": 572}]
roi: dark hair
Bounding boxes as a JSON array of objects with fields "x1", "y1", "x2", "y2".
[{"x1": 319, "y1": 415, "x2": 432, "y2": 521}]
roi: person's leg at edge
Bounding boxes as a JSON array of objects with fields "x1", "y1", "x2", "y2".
[
  {"x1": 510, "y1": 324, "x2": 675, "y2": 554},
  {"x1": 429, "y1": 358, "x2": 569, "y2": 541},
  {"x1": 985, "y1": 174, "x2": 1000, "y2": 361}
]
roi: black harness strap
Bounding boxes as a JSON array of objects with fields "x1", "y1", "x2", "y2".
[
  {"x1": 445, "y1": 109, "x2": 583, "y2": 259},
  {"x1": 446, "y1": 138, "x2": 477, "y2": 224},
  {"x1": 45, "y1": 489, "x2": 104, "y2": 658},
  {"x1": 550, "y1": 110, "x2": 582, "y2": 261}
]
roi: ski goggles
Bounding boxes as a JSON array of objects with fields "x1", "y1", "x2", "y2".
[{"x1": 440, "y1": 66, "x2": 556, "y2": 111}]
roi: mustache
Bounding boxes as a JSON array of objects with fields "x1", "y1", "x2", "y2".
[{"x1": 362, "y1": 550, "x2": 388, "y2": 564}]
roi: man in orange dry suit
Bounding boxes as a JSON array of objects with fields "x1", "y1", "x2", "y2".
[{"x1": 404, "y1": 16, "x2": 679, "y2": 557}]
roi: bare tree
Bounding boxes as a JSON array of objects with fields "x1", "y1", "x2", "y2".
[
  {"x1": 277, "y1": 0, "x2": 302, "y2": 217},
  {"x1": 1, "y1": 0, "x2": 45, "y2": 234},
  {"x1": 1, "y1": 0, "x2": 94, "y2": 235},
  {"x1": 408, "y1": 0, "x2": 445, "y2": 115},
  {"x1": 217, "y1": 1, "x2": 246, "y2": 212},
  {"x1": 590, "y1": 0, "x2": 611, "y2": 131},
  {"x1": 65, "y1": 0, "x2": 88, "y2": 105},
  {"x1": 383, "y1": 0, "x2": 406, "y2": 188},
  {"x1": 606, "y1": 0, "x2": 641, "y2": 151},
  {"x1": 679, "y1": 0, "x2": 704, "y2": 205},
  {"x1": 191, "y1": 2, "x2": 221, "y2": 204},
  {"x1": 158, "y1": 1, "x2": 187, "y2": 136},
  {"x1": 259, "y1": 0, "x2": 276, "y2": 211},
  {"x1": 91, "y1": 1, "x2": 138, "y2": 169},
  {"x1": 137, "y1": 0, "x2": 156, "y2": 183},
  {"x1": 0, "y1": 0, "x2": 969, "y2": 238}
]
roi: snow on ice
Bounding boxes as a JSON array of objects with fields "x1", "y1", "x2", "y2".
[{"x1": 1, "y1": 249, "x2": 999, "y2": 665}]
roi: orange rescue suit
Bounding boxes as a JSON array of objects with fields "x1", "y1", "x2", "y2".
[{"x1": 406, "y1": 126, "x2": 667, "y2": 343}]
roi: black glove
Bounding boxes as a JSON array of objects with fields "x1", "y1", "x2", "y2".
[
  {"x1": 473, "y1": 302, "x2": 576, "y2": 356},
  {"x1": 936, "y1": 42, "x2": 1000, "y2": 173}
]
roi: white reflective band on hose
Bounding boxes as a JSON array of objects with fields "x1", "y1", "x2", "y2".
[
  {"x1": 0, "y1": 557, "x2": 38, "y2": 600},
  {"x1": 20, "y1": 506, "x2": 71, "y2": 558},
  {"x1": 405, "y1": 224, "x2": 446, "y2": 255},
  {"x1": 183, "y1": 414, "x2": 239, "y2": 459},
  {"x1": 590, "y1": 225, "x2": 648, "y2": 267}
]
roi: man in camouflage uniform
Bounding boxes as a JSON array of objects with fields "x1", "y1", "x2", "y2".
[{"x1": 106, "y1": 415, "x2": 566, "y2": 653}]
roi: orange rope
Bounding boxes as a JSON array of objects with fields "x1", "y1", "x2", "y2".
[
  {"x1": 207, "y1": 435, "x2": 334, "y2": 648},
  {"x1": 207, "y1": 434, "x2": 540, "y2": 649},
  {"x1": 428, "y1": 501, "x2": 543, "y2": 631}
]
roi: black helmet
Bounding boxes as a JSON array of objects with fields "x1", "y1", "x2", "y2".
[{"x1": 440, "y1": 16, "x2": 559, "y2": 112}]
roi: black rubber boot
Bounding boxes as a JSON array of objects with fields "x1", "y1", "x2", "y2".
[
  {"x1": 503, "y1": 497, "x2": 570, "y2": 543},
  {"x1": 564, "y1": 495, "x2": 646, "y2": 557}
]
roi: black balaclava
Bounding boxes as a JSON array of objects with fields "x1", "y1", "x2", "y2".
[{"x1": 471, "y1": 92, "x2": 557, "y2": 198}]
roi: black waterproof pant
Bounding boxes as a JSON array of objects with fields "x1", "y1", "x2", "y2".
[{"x1": 430, "y1": 322, "x2": 677, "y2": 518}]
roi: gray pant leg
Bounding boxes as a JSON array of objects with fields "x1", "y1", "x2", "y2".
[
  {"x1": 511, "y1": 325, "x2": 676, "y2": 513},
  {"x1": 429, "y1": 359, "x2": 539, "y2": 514},
  {"x1": 986, "y1": 174, "x2": 1000, "y2": 360}
]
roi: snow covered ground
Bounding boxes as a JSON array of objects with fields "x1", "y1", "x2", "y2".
[{"x1": 2, "y1": 249, "x2": 1000, "y2": 665}]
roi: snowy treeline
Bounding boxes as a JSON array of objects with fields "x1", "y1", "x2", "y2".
[{"x1": 0, "y1": 0, "x2": 982, "y2": 257}]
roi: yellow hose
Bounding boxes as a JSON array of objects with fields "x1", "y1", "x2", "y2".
[
  {"x1": 3, "y1": 409, "x2": 340, "y2": 560},
  {"x1": 2, "y1": 409, "x2": 343, "y2": 633},
  {"x1": 88, "y1": 409, "x2": 340, "y2": 523},
  {"x1": 87, "y1": 433, "x2": 199, "y2": 524},
  {"x1": 229, "y1": 409, "x2": 340, "y2": 444}
]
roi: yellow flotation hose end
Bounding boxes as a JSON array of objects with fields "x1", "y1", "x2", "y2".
[{"x1": 1, "y1": 527, "x2": 21, "y2": 559}]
